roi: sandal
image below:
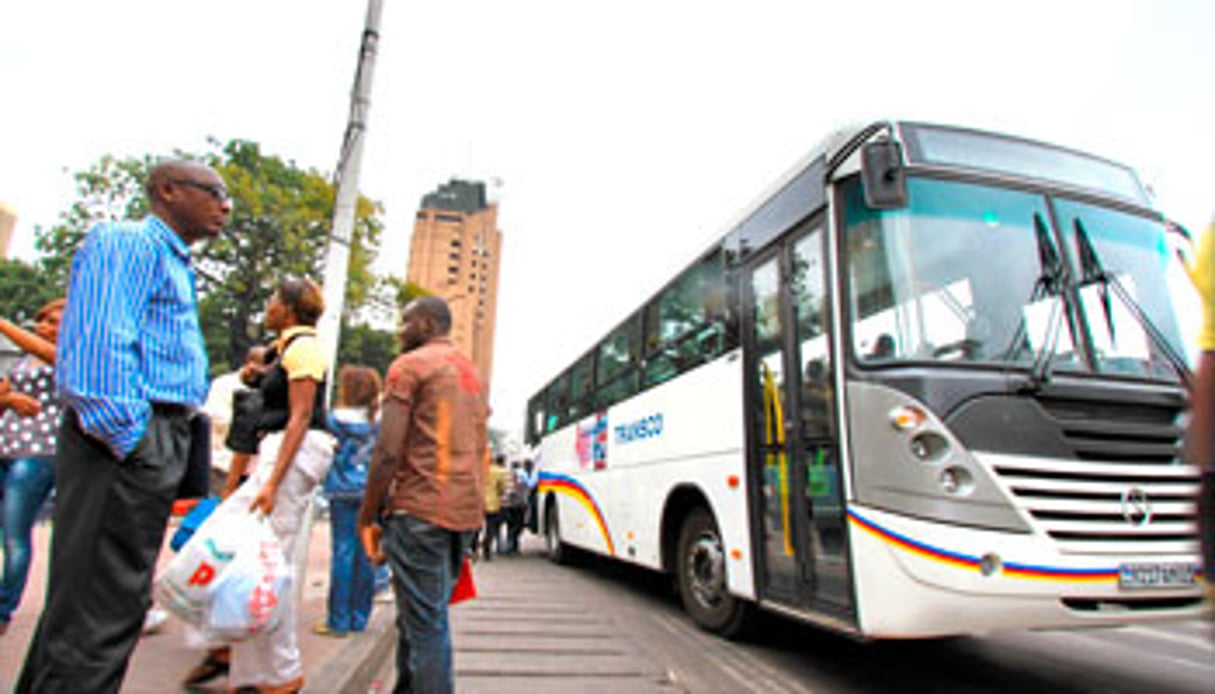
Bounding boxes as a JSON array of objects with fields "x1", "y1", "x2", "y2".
[
  {"x1": 184, "y1": 647, "x2": 230, "y2": 686},
  {"x1": 311, "y1": 622, "x2": 348, "y2": 638}
]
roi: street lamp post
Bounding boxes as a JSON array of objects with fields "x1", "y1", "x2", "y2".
[{"x1": 317, "y1": 0, "x2": 384, "y2": 384}]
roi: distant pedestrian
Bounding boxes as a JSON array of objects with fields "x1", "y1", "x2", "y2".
[
  {"x1": 316, "y1": 364, "x2": 383, "y2": 637},
  {"x1": 17, "y1": 160, "x2": 228, "y2": 693},
  {"x1": 0, "y1": 298, "x2": 64, "y2": 636},
  {"x1": 521, "y1": 458, "x2": 540, "y2": 534},
  {"x1": 359, "y1": 296, "x2": 489, "y2": 694},
  {"x1": 222, "y1": 277, "x2": 335, "y2": 693},
  {"x1": 503, "y1": 461, "x2": 528, "y2": 554},
  {"x1": 481, "y1": 455, "x2": 510, "y2": 560},
  {"x1": 1184, "y1": 218, "x2": 1215, "y2": 603}
]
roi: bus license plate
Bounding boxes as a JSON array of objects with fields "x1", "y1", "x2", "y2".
[{"x1": 1117, "y1": 563, "x2": 1197, "y2": 590}]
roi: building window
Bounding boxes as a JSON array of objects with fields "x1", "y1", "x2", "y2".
[{"x1": 437, "y1": 213, "x2": 462, "y2": 223}]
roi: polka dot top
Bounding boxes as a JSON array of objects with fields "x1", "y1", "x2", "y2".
[{"x1": 0, "y1": 356, "x2": 60, "y2": 459}]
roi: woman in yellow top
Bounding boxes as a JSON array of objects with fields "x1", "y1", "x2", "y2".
[
  {"x1": 1185, "y1": 221, "x2": 1215, "y2": 602},
  {"x1": 226, "y1": 278, "x2": 335, "y2": 694}
]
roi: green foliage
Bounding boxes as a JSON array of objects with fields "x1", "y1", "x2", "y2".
[
  {"x1": 34, "y1": 140, "x2": 391, "y2": 374},
  {"x1": 35, "y1": 154, "x2": 156, "y2": 283},
  {"x1": 0, "y1": 258, "x2": 66, "y2": 323},
  {"x1": 336, "y1": 323, "x2": 398, "y2": 376}
]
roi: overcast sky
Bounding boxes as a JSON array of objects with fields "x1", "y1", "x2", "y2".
[{"x1": 2, "y1": 1, "x2": 1212, "y2": 436}]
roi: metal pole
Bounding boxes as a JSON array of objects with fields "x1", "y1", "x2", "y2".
[
  {"x1": 302, "y1": 0, "x2": 383, "y2": 602},
  {"x1": 318, "y1": 0, "x2": 384, "y2": 377}
]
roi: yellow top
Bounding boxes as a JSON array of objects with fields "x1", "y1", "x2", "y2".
[
  {"x1": 277, "y1": 326, "x2": 327, "y2": 380},
  {"x1": 1186, "y1": 222, "x2": 1215, "y2": 351},
  {"x1": 483, "y1": 464, "x2": 510, "y2": 514}
]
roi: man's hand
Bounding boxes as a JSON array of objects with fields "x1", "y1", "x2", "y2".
[
  {"x1": 249, "y1": 482, "x2": 278, "y2": 516},
  {"x1": 359, "y1": 522, "x2": 386, "y2": 565},
  {"x1": 7, "y1": 392, "x2": 41, "y2": 417}
]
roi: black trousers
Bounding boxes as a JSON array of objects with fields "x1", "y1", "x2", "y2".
[{"x1": 17, "y1": 407, "x2": 191, "y2": 694}]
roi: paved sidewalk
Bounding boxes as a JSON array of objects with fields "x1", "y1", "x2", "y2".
[
  {"x1": 0, "y1": 509, "x2": 394, "y2": 693},
  {"x1": 369, "y1": 535, "x2": 683, "y2": 693}
]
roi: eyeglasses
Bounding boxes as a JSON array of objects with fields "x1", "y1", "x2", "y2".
[{"x1": 169, "y1": 178, "x2": 231, "y2": 203}]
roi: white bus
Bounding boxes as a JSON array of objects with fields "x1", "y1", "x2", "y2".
[{"x1": 525, "y1": 121, "x2": 1205, "y2": 638}]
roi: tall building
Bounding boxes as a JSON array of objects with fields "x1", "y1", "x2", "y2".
[
  {"x1": 0, "y1": 202, "x2": 16, "y2": 259},
  {"x1": 406, "y1": 179, "x2": 503, "y2": 390}
]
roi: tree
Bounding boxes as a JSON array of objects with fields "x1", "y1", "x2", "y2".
[
  {"x1": 0, "y1": 258, "x2": 65, "y2": 323},
  {"x1": 35, "y1": 140, "x2": 388, "y2": 373},
  {"x1": 335, "y1": 323, "x2": 398, "y2": 376}
]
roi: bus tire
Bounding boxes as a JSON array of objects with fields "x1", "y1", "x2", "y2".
[
  {"x1": 545, "y1": 502, "x2": 570, "y2": 565},
  {"x1": 676, "y1": 508, "x2": 752, "y2": 638}
]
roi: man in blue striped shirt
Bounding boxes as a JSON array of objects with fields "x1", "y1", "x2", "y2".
[{"x1": 18, "y1": 160, "x2": 230, "y2": 694}]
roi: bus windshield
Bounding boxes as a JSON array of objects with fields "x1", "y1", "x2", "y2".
[{"x1": 842, "y1": 176, "x2": 1187, "y2": 380}]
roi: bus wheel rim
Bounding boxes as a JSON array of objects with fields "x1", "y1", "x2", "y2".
[{"x1": 688, "y1": 532, "x2": 725, "y2": 608}]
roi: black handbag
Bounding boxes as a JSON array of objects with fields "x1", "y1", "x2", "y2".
[{"x1": 177, "y1": 412, "x2": 213, "y2": 499}]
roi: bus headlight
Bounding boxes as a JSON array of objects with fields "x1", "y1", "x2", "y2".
[
  {"x1": 910, "y1": 431, "x2": 950, "y2": 462},
  {"x1": 939, "y1": 466, "x2": 974, "y2": 495}
]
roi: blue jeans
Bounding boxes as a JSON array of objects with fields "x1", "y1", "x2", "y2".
[
  {"x1": 384, "y1": 515, "x2": 471, "y2": 694},
  {"x1": 327, "y1": 498, "x2": 375, "y2": 633},
  {"x1": 1, "y1": 456, "x2": 55, "y2": 624}
]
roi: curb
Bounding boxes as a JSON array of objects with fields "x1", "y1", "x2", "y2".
[{"x1": 305, "y1": 603, "x2": 397, "y2": 693}]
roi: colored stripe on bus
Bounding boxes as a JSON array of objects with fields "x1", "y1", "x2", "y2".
[
  {"x1": 847, "y1": 509, "x2": 1119, "y2": 583},
  {"x1": 538, "y1": 472, "x2": 616, "y2": 556}
]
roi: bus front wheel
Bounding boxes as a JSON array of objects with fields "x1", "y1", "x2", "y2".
[
  {"x1": 545, "y1": 502, "x2": 570, "y2": 565},
  {"x1": 676, "y1": 508, "x2": 752, "y2": 637}
]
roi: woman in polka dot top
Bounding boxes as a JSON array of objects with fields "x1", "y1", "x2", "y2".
[{"x1": 0, "y1": 298, "x2": 65, "y2": 635}]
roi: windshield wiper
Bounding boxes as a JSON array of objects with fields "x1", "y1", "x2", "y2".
[
  {"x1": 1073, "y1": 219, "x2": 1192, "y2": 384},
  {"x1": 1004, "y1": 213, "x2": 1069, "y2": 389}
]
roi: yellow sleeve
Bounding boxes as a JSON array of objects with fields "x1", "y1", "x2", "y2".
[
  {"x1": 1188, "y1": 223, "x2": 1215, "y2": 351},
  {"x1": 282, "y1": 335, "x2": 327, "y2": 380}
]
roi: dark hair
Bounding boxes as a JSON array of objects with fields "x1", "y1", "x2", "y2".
[
  {"x1": 338, "y1": 365, "x2": 382, "y2": 419},
  {"x1": 411, "y1": 296, "x2": 452, "y2": 335},
  {"x1": 35, "y1": 298, "x2": 67, "y2": 322},
  {"x1": 276, "y1": 278, "x2": 325, "y2": 326}
]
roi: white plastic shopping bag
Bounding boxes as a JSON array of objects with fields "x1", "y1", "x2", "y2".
[
  {"x1": 155, "y1": 504, "x2": 247, "y2": 626},
  {"x1": 203, "y1": 515, "x2": 292, "y2": 641},
  {"x1": 155, "y1": 506, "x2": 292, "y2": 641}
]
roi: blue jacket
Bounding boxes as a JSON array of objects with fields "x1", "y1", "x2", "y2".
[{"x1": 323, "y1": 412, "x2": 379, "y2": 500}]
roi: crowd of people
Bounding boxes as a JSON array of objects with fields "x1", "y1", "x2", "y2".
[{"x1": 0, "y1": 159, "x2": 508, "y2": 694}]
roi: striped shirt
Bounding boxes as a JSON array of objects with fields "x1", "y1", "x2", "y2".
[{"x1": 56, "y1": 215, "x2": 210, "y2": 458}]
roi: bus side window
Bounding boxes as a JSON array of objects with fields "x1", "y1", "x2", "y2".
[
  {"x1": 569, "y1": 353, "x2": 595, "y2": 420},
  {"x1": 547, "y1": 373, "x2": 570, "y2": 431}
]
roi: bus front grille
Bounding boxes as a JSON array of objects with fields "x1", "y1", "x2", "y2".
[
  {"x1": 990, "y1": 456, "x2": 1200, "y2": 555},
  {"x1": 1038, "y1": 396, "x2": 1184, "y2": 464}
]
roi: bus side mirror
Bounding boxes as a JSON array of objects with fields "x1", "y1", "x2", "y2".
[{"x1": 861, "y1": 141, "x2": 908, "y2": 210}]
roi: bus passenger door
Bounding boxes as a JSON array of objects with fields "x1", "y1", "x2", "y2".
[
  {"x1": 743, "y1": 222, "x2": 851, "y2": 614},
  {"x1": 788, "y1": 228, "x2": 851, "y2": 613},
  {"x1": 744, "y1": 248, "x2": 806, "y2": 603}
]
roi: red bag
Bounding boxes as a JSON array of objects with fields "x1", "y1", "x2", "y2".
[{"x1": 449, "y1": 556, "x2": 476, "y2": 604}]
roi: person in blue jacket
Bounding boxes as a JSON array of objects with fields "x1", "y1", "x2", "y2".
[{"x1": 316, "y1": 365, "x2": 382, "y2": 636}]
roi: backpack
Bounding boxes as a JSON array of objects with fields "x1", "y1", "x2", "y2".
[
  {"x1": 502, "y1": 470, "x2": 527, "y2": 507},
  {"x1": 323, "y1": 417, "x2": 378, "y2": 500}
]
